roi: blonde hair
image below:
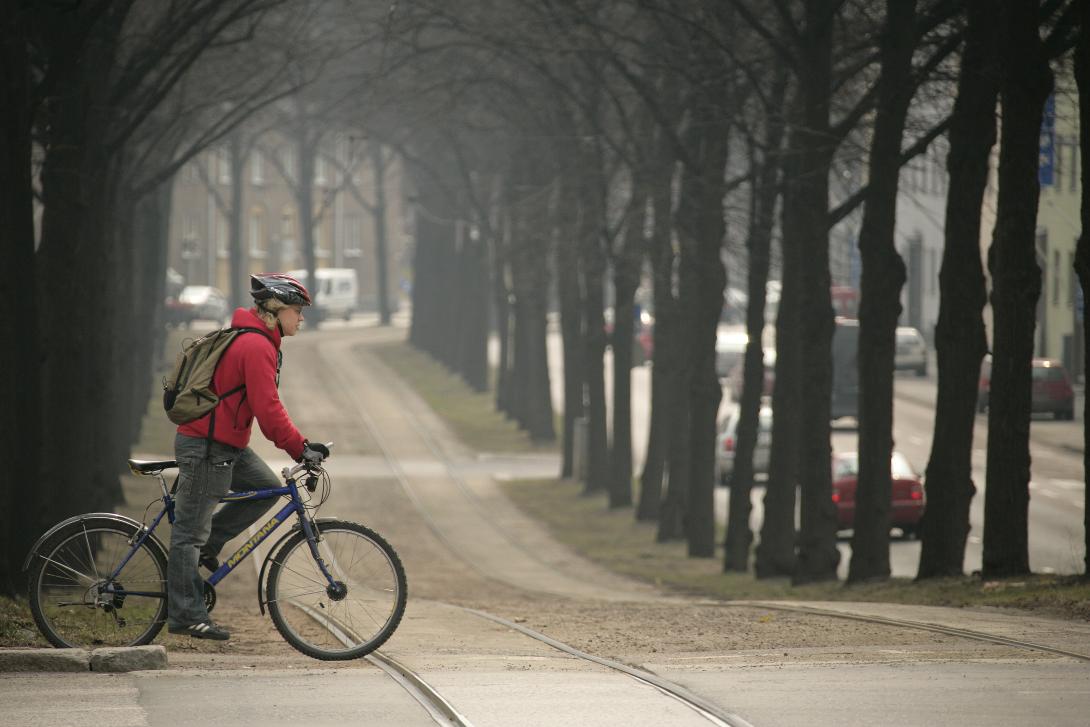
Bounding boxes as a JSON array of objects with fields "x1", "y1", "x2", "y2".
[{"x1": 254, "y1": 298, "x2": 287, "y2": 329}]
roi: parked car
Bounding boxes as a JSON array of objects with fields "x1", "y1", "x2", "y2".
[
  {"x1": 716, "y1": 326, "x2": 749, "y2": 379},
  {"x1": 831, "y1": 451, "x2": 925, "y2": 538},
  {"x1": 715, "y1": 403, "x2": 773, "y2": 485},
  {"x1": 727, "y1": 349, "x2": 776, "y2": 402},
  {"x1": 287, "y1": 267, "x2": 359, "y2": 322},
  {"x1": 895, "y1": 326, "x2": 928, "y2": 376},
  {"x1": 603, "y1": 307, "x2": 655, "y2": 365},
  {"x1": 178, "y1": 285, "x2": 229, "y2": 323},
  {"x1": 831, "y1": 317, "x2": 859, "y2": 420},
  {"x1": 977, "y1": 356, "x2": 1075, "y2": 420},
  {"x1": 163, "y1": 296, "x2": 196, "y2": 328}
]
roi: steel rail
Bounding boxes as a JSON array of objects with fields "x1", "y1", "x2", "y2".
[
  {"x1": 317, "y1": 339, "x2": 757, "y2": 725},
  {"x1": 462, "y1": 606, "x2": 756, "y2": 727},
  {"x1": 243, "y1": 504, "x2": 466, "y2": 726},
  {"x1": 292, "y1": 601, "x2": 474, "y2": 727},
  {"x1": 716, "y1": 601, "x2": 1090, "y2": 662}
]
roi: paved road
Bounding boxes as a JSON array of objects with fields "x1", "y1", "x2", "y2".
[
  {"x1": 536, "y1": 327, "x2": 1086, "y2": 578},
  {"x1": 9, "y1": 321, "x2": 1090, "y2": 726}
]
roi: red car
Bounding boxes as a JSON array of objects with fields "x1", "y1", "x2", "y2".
[
  {"x1": 831, "y1": 451, "x2": 925, "y2": 538},
  {"x1": 977, "y1": 356, "x2": 1075, "y2": 420}
]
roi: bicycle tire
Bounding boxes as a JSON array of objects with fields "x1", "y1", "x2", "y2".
[
  {"x1": 28, "y1": 516, "x2": 168, "y2": 649},
  {"x1": 266, "y1": 520, "x2": 407, "y2": 660}
]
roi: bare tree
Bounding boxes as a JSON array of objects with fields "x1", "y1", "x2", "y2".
[
  {"x1": 917, "y1": 0, "x2": 999, "y2": 580},
  {"x1": 982, "y1": 0, "x2": 1054, "y2": 578}
]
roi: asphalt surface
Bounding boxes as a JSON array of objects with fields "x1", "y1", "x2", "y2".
[{"x1": 6, "y1": 317, "x2": 1090, "y2": 726}]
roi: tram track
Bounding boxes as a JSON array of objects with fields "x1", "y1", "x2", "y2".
[
  {"x1": 289, "y1": 331, "x2": 1090, "y2": 725},
  {"x1": 717, "y1": 600, "x2": 1090, "y2": 662},
  {"x1": 309, "y1": 336, "x2": 758, "y2": 725}
]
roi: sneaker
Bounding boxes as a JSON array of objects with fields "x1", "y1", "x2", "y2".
[
  {"x1": 199, "y1": 553, "x2": 220, "y2": 571},
  {"x1": 168, "y1": 621, "x2": 231, "y2": 641}
]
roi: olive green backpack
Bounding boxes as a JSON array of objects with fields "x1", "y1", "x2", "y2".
[{"x1": 162, "y1": 327, "x2": 264, "y2": 426}]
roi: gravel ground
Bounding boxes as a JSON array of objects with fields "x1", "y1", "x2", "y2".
[{"x1": 131, "y1": 328, "x2": 1058, "y2": 671}]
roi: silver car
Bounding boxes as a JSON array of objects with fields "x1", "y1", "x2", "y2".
[
  {"x1": 178, "y1": 285, "x2": 229, "y2": 323},
  {"x1": 715, "y1": 403, "x2": 772, "y2": 486},
  {"x1": 895, "y1": 326, "x2": 928, "y2": 377}
]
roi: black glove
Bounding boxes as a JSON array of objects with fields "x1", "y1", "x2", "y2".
[{"x1": 300, "y1": 441, "x2": 330, "y2": 464}]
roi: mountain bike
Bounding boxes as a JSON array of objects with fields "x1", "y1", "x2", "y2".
[{"x1": 23, "y1": 447, "x2": 407, "y2": 660}]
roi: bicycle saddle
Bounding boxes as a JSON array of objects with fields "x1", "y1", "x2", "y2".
[{"x1": 128, "y1": 459, "x2": 178, "y2": 474}]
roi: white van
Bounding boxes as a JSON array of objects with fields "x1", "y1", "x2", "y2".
[{"x1": 287, "y1": 268, "x2": 359, "y2": 321}]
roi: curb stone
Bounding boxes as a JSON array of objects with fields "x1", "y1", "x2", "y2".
[
  {"x1": 0, "y1": 645, "x2": 167, "y2": 673},
  {"x1": 90, "y1": 645, "x2": 168, "y2": 672}
]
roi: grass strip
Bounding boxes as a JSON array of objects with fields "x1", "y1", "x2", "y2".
[
  {"x1": 502, "y1": 477, "x2": 1090, "y2": 620},
  {"x1": 370, "y1": 341, "x2": 557, "y2": 454},
  {"x1": 368, "y1": 339, "x2": 1090, "y2": 619}
]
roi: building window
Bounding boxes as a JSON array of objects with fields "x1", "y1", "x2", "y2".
[
  {"x1": 928, "y1": 248, "x2": 937, "y2": 294},
  {"x1": 1069, "y1": 250, "x2": 1077, "y2": 308},
  {"x1": 218, "y1": 147, "x2": 231, "y2": 185},
  {"x1": 1071, "y1": 140, "x2": 1080, "y2": 193},
  {"x1": 249, "y1": 206, "x2": 266, "y2": 258},
  {"x1": 182, "y1": 161, "x2": 200, "y2": 184},
  {"x1": 251, "y1": 151, "x2": 265, "y2": 186},
  {"x1": 217, "y1": 216, "x2": 229, "y2": 258},
  {"x1": 1053, "y1": 249, "x2": 1061, "y2": 305},
  {"x1": 315, "y1": 155, "x2": 327, "y2": 187},
  {"x1": 279, "y1": 147, "x2": 296, "y2": 184},
  {"x1": 280, "y1": 206, "x2": 296, "y2": 263},
  {"x1": 344, "y1": 216, "x2": 362, "y2": 257}
]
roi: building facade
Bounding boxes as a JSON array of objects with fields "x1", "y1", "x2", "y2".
[
  {"x1": 168, "y1": 130, "x2": 409, "y2": 313},
  {"x1": 1035, "y1": 75, "x2": 1083, "y2": 378}
]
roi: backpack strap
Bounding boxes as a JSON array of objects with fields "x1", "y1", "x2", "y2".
[{"x1": 204, "y1": 327, "x2": 269, "y2": 456}]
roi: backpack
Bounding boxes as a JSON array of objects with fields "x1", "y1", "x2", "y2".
[{"x1": 162, "y1": 327, "x2": 265, "y2": 426}]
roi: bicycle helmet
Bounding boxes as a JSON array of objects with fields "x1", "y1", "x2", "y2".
[{"x1": 250, "y1": 273, "x2": 312, "y2": 307}]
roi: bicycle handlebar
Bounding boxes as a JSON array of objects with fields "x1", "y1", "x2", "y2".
[{"x1": 281, "y1": 441, "x2": 333, "y2": 481}]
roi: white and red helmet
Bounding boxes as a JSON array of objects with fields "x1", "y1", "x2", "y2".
[{"x1": 250, "y1": 273, "x2": 312, "y2": 307}]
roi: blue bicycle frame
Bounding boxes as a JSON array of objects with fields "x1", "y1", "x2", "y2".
[{"x1": 109, "y1": 467, "x2": 337, "y2": 601}]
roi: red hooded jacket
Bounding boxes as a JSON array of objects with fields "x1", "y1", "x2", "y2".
[{"x1": 178, "y1": 307, "x2": 306, "y2": 460}]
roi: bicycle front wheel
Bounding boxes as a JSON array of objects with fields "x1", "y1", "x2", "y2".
[
  {"x1": 266, "y1": 520, "x2": 407, "y2": 660},
  {"x1": 28, "y1": 517, "x2": 168, "y2": 649}
]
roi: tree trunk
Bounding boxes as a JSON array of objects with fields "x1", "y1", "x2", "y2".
[
  {"x1": 576, "y1": 162, "x2": 610, "y2": 494},
  {"x1": 370, "y1": 144, "x2": 393, "y2": 326},
  {"x1": 508, "y1": 159, "x2": 555, "y2": 442},
  {"x1": 227, "y1": 131, "x2": 247, "y2": 313},
  {"x1": 634, "y1": 70, "x2": 683, "y2": 523},
  {"x1": 608, "y1": 198, "x2": 645, "y2": 508},
  {"x1": 637, "y1": 147, "x2": 679, "y2": 522},
  {"x1": 558, "y1": 183, "x2": 586, "y2": 479},
  {"x1": 0, "y1": 3, "x2": 37, "y2": 593},
  {"x1": 677, "y1": 97, "x2": 730, "y2": 558},
  {"x1": 296, "y1": 128, "x2": 319, "y2": 327},
  {"x1": 755, "y1": 142, "x2": 804, "y2": 578},
  {"x1": 982, "y1": 0, "x2": 1053, "y2": 578},
  {"x1": 1074, "y1": 0, "x2": 1090, "y2": 579},
  {"x1": 917, "y1": 0, "x2": 998, "y2": 580},
  {"x1": 724, "y1": 84, "x2": 785, "y2": 571},
  {"x1": 848, "y1": 0, "x2": 917, "y2": 584},
  {"x1": 36, "y1": 13, "x2": 126, "y2": 537},
  {"x1": 492, "y1": 200, "x2": 514, "y2": 417},
  {"x1": 458, "y1": 229, "x2": 489, "y2": 392},
  {"x1": 793, "y1": 1, "x2": 841, "y2": 585}
]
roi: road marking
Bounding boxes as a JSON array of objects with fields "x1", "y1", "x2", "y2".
[{"x1": 1052, "y1": 479, "x2": 1084, "y2": 491}]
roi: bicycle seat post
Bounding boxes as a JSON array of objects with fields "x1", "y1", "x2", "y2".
[{"x1": 155, "y1": 472, "x2": 170, "y2": 499}]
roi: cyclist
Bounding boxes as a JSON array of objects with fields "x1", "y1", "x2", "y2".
[{"x1": 167, "y1": 273, "x2": 329, "y2": 640}]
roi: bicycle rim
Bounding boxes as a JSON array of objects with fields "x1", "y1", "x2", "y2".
[
  {"x1": 267, "y1": 522, "x2": 406, "y2": 660},
  {"x1": 31, "y1": 523, "x2": 167, "y2": 649}
]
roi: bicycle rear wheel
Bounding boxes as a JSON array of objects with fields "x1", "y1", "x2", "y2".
[
  {"x1": 266, "y1": 520, "x2": 407, "y2": 660},
  {"x1": 28, "y1": 517, "x2": 168, "y2": 649}
]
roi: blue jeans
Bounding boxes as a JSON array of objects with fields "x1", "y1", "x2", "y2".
[{"x1": 167, "y1": 433, "x2": 281, "y2": 628}]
